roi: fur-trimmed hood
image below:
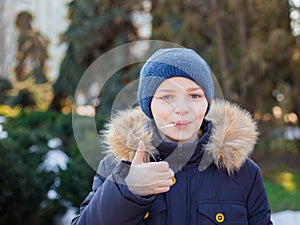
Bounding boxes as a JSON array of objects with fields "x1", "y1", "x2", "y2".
[{"x1": 102, "y1": 100, "x2": 258, "y2": 174}]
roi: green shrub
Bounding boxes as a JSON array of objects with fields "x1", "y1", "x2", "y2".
[{"x1": 0, "y1": 109, "x2": 107, "y2": 224}]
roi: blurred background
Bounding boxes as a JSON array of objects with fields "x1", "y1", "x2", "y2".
[{"x1": 0, "y1": 0, "x2": 300, "y2": 224}]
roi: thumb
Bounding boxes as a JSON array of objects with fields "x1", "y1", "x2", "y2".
[{"x1": 132, "y1": 141, "x2": 145, "y2": 166}]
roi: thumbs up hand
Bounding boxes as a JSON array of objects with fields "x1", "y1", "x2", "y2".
[{"x1": 125, "y1": 141, "x2": 175, "y2": 196}]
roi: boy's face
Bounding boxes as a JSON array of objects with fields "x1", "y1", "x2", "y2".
[{"x1": 151, "y1": 77, "x2": 208, "y2": 144}]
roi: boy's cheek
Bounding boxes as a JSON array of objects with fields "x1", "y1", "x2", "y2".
[{"x1": 152, "y1": 103, "x2": 173, "y2": 117}]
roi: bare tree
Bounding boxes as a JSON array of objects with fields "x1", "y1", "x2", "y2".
[
  {"x1": 210, "y1": 0, "x2": 231, "y2": 98},
  {"x1": 14, "y1": 11, "x2": 49, "y2": 83},
  {"x1": 232, "y1": 0, "x2": 248, "y2": 102}
]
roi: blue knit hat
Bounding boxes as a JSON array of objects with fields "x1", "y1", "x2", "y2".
[{"x1": 138, "y1": 48, "x2": 214, "y2": 119}]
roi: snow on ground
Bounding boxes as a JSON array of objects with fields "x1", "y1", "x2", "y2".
[{"x1": 271, "y1": 210, "x2": 300, "y2": 225}]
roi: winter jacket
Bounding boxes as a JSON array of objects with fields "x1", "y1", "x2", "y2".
[{"x1": 71, "y1": 100, "x2": 273, "y2": 225}]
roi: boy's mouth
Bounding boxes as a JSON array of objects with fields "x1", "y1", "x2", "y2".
[
  {"x1": 174, "y1": 121, "x2": 191, "y2": 127},
  {"x1": 160, "y1": 121, "x2": 192, "y2": 129}
]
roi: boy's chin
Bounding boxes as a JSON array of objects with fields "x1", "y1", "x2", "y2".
[{"x1": 164, "y1": 133, "x2": 197, "y2": 143}]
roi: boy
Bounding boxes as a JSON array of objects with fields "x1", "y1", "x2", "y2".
[{"x1": 71, "y1": 48, "x2": 273, "y2": 225}]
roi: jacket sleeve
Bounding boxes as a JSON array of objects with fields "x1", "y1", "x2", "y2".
[
  {"x1": 70, "y1": 155, "x2": 156, "y2": 225},
  {"x1": 246, "y1": 166, "x2": 273, "y2": 225}
]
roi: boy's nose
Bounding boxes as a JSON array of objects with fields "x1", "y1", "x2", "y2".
[{"x1": 174, "y1": 99, "x2": 189, "y2": 115}]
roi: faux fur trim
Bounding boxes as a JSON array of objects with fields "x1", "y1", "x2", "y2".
[
  {"x1": 205, "y1": 99, "x2": 258, "y2": 174},
  {"x1": 101, "y1": 100, "x2": 258, "y2": 174},
  {"x1": 101, "y1": 107, "x2": 157, "y2": 163}
]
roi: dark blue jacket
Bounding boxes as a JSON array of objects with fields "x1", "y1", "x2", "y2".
[{"x1": 71, "y1": 100, "x2": 273, "y2": 225}]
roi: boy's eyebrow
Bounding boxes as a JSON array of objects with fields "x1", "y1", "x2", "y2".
[
  {"x1": 186, "y1": 87, "x2": 203, "y2": 92},
  {"x1": 155, "y1": 89, "x2": 176, "y2": 93}
]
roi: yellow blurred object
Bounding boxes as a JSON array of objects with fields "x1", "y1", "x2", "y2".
[
  {"x1": 0, "y1": 105, "x2": 22, "y2": 117},
  {"x1": 7, "y1": 77, "x2": 54, "y2": 111},
  {"x1": 27, "y1": 82, "x2": 54, "y2": 111},
  {"x1": 277, "y1": 172, "x2": 297, "y2": 193}
]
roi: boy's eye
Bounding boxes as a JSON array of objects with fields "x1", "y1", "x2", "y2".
[
  {"x1": 160, "y1": 95, "x2": 173, "y2": 100},
  {"x1": 191, "y1": 94, "x2": 202, "y2": 99}
]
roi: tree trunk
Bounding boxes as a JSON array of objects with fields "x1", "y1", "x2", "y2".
[
  {"x1": 210, "y1": 0, "x2": 231, "y2": 99},
  {"x1": 233, "y1": 0, "x2": 248, "y2": 103}
]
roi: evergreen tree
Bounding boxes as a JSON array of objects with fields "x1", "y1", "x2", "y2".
[{"x1": 52, "y1": 0, "x2": 139, "y2": 112}]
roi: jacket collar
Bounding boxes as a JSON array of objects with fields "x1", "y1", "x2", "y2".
[
  {"x1": 102, "y1": 100, "x2": 258, "y2": 175},
  {"x1": 150, "y1": 119, "x2": 212, "y2": 171}
]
